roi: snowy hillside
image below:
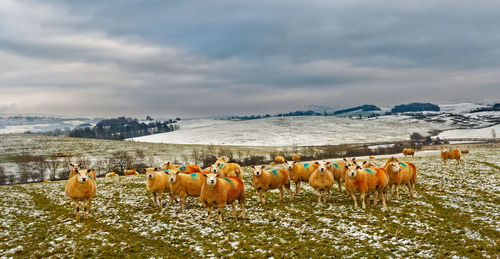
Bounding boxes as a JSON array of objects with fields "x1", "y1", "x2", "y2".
[
  {"x1": 0, "y1": 115, "x2": 99, "y2": 134},
  {"x1": 129, "y1": 115, "x2": 451, "y2": 146},
  {"x1": 438, "y1": 103, "x2": 489, "y2": 113}
]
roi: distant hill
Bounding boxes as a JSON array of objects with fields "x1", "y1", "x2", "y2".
[
  {"x1": 392, "y1": 103, "x2": 440, "y2": 113},
  {"x1": 333, "y1": 105, "x2": 381, "y2": 115}
]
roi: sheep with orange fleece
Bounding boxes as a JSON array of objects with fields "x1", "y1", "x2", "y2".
[
  {"x1": 273, "y1": 155, "x2": 286, "y2": 164},
  {"x1": 326, "y1": 161, "x2": 347, "y2": 192},
  {"x1": 210, "y1": 157, "x2": 243, "y2": 178},
  {"x1": 251, "y1": 165, "x2": 293, "y2": 204},
  {"x1": 284, "y1": 161, "x2": 317, "y2": 195},
  {"x1": 344, "y1": 163, "x2": 388, "y2": 209},
  {"x1": 403, "y1": 148, "x2": 415, "y2": 157},
  {"x1": 143, "y1": 167, "x2": 171, "y2": 210},
  {"x1": 362, "y1": 161, "x2": 379, "y2": 169},
  {"x1": 199, "y1": 173, "x2": 246, "y2": 223},
  {"x1": 441, "y1": 147, "x2": 461, "y2": 165},
  {"x1": 65, "y1": 169, "x2": 97, "y2": 220},
  {"x1": 166, "y1": 171, "x2": 206, "y2": 211},
  {"x1": 382, "y1": 157, "x2": 417, "y2": 200},
  {"x1": 161, "y1": 162, "x2": 201, "y2": 173},
  {"x1": 105, "y1": 172, "x2": 118, "y2": 178},
  {"x1": 309, "y1": 161, "x2": 334, "y2": 205},
  {"x1": 292, "y1": 154, "x2": 301, "y2": 162},
  {"x1": 461, "y1": 149, "x2": 469, "y2": 154},
  {"x1": 124, "y1": 169, "x2": 139, "y2": 175},
  {"x1": 160, "y1": 161, "x2": 181, "y2": 170}
]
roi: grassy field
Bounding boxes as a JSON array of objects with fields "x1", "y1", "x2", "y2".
[{"x1": 0, "y1": 147, "x2": 499, "y2": 258}]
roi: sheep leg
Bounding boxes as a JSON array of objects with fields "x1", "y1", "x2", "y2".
[
  {"x1": 396, "y1": 185, "x2": 400, "y2": 200},
  {"x1": 262, "y1": 190, "x2": 267, "y2": 204},
  {"x1": 286, "y1": 186, "x2": 293, "y2": 201},
  {"x1": 295, "y1": 181, "x2": 301, "y2": 195},
  {"x1": 88, "y1": 198, "x2": 92, "y2": 215},
  {"x1": 387, "y1": 185, "x2": 393, "y2": 200},
  {"x1": 327, "y1": 188, "x2": 331, "y2": 204},
  {"x1": 361, "y1": 193, "x2": 366, "y2": 209},
  {"x1": 279, "y1": 187, "x2": 284, "y2": 202},
  {"x1": 256, "y1": 190, "x2": 262, "y2": 203},
  {"x1": 351, "y1": 193, "x2": 358, "y2": 209},
  {"x1": 374, "y1": 191, "x2": 378, "y2": 206},
  {"x1": 180, "y1": 196, "x2": 187, "y2": 211},
  {"x1": 316, "y1": 189, "x2": 322, "y2": 205},
  {"x1": 158, "y1": 192, "x2": 163, "y2": 210},
  {"x1": 231, "y1": 202, "x2": 237, "y2": 218},
  {"x1": 217, "y1": 206, "x2": 223, "y2": 224},
  {"x1": 74, "y1": 200, "x2": 80, "y2": 220},
  {"x1": 169, "y1": 193, "x2": 175, "y2": 205},
  {"x1": 206, "y1": 207, "x2": 211, "y2": 223},
  {"x1": 239, "y1": 198, "x2": 246, "y2": 219},
  {"x1": 323, "y1": 190, "x2": 328, "y2": 204},
  {"x1": 409, "y1": 183, "x2": 415, "y2": 198},
  {"x1": 380, "y1": 190, "x2": 387, "y2": 208},
  {"x1": 338, "y1": 180, "x2": 342, "y2": 192},
  {"x1": 83, "y1": 199, "x2": 89, "y2": 220},
  {"x1": 152, "y1": 192, "x2": 158, "y2": 208}
]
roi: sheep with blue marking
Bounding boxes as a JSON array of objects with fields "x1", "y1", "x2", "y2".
[
  {"x1": 251, "y1": 165, "x2": 293, "y2": 204},
  {"x1": 166, "y1": 171, "x2": 206, "y2": 211},
  {"x1": 284, "y1": 161, "x2": 316, "y2": 195},
  {"x1": 309, "y1": 161, "x2": 334, "y2": 205},
  {"x1": 210, "y1": 158, "x2": 243, "y2": 178},
  {"x1": 200, "y1": 173, "x2": 246, "y2": 223}
]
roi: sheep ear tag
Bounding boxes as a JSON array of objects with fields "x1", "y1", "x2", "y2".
[
  {"x1": 363, "y1": 168, "x2": 375, "y2": 175},
  {"x1": 399, "y1": 163, "x2": 408, "y2": 168}
]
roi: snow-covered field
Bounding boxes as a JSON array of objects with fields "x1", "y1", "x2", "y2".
[
  {"x1": 130, "y1": 116, "x2": 450, "y2": 146},
  {"x1": 438, "y1": 123, "x2": 500, "y2": 139},
  {"x1": 0, "y1": 148, "x2": 498, "y2": 257}
]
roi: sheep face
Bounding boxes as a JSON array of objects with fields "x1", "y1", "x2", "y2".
[
  {"x1": 167, "y1": 170, "x2": 180, "y2": 183},
  {"x1": 70, "y1": 163, "x2": 82, "y2": 170},
  {"x1": 346, "y1": 164, "x2": 361, "y2": 179},
  {"x1": 209, "y1": 163, "x2": 222, "y2": 174},
  {"x1": 216, "y1": 156, "x2": 230, "y2": 163},
  {"x1": 143, "y1": 168, "x2": 158, "y2": 179},
  {"x1": 204, "y1": 173, "x2": 219, "y2": 186},
  {"x1": 285, "y1": 161, "x2": 295, "y2": 170},
  {"x1": 251, "y1": 165, "x2": 265, "y2": 176},
  {"x1": 343, "y1": 157, "x2": 357, "y2": 167},
  {"x1": 76, "y1": 169, "x2": 92, "y2": 183},
  {"x1": 315, "y1": 161, "x2": 330, "y2": 173},
  {"x1": 389, "y1": 162, "x2": 401, "y2": 173}
]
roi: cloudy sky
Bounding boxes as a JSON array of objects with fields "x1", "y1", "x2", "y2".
[{"x1": 0, "y1": 0, "x2": 499, "y2": 118}]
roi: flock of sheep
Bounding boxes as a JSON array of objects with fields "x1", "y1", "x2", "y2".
[{"x1": 64, "y1": 146, "x2": 464, "y2": 223}]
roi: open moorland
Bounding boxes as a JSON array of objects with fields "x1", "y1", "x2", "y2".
[{"x1": 0, "y1": 147, "x2": 499, "y2": 258}]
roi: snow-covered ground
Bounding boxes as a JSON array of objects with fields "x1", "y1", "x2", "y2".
[
  {"x1": 438, "y1": 123, "x2": 499, "y2": 139},
  {"x1": 438, "y1": 103, "x2": 489, "y2": 113},
  {"x1": 129, "y1": 116, "x2": 450, "y2": 146}
]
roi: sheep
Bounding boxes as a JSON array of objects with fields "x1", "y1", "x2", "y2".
[
  {"x1": 326, "y1": 161, "x2": 347, "y2": 192},
  {"x1": 143, "y1": 167, "x2": 171, "y2": 210},
  {"x1": 250, "y1": 165, "x2": 293, "y2": 204},
  {"x1": 69, "y1": 163, "x2": 96, "y2": 180},
  {"x1": 105, "y1": 172, "x2": 118, "y2": 178},
  {"x1": 362, "y1": 161, "x2": 379, "y2": 169},
  {"x1": 65, "y1": 169, "x2": 97, "y2": 220},
  {"x1": 344, "y1": 163, "x2": 388, "y2": 209},
  {"x1": 209, "y1": 161, "x2": 243, "y2": 179},
  {"x1": 441, "y1": 146, "x2": 461, "y2": 165},
  {"x1": 160, "y1": 161, "x2": 181, "y2": 170},
  {"x1": 309, "y1": 161, "x2": 334, "y2": 205},
  {"x1": 177, "y1": 164, "x2": 202, "y2": 173},
  {"x1": 200, "y1": 173, "x2": 246, "y2": 223},
  {"x1": 166, "y1": 171, "x2": 205, "y2": 210},
  {"x1": 273, "y1": 156, "x2": 286, "y2": 164},
  {"x1": 124, "y1": 169, "x2": 139, "y2": 175},
  {"x1": 382, "y1": 158, "x2": 417, "y2": 200},
  {"x1": 403, "y1": 148, "x2": 415, "y2": 157},
  {"x1": 369, "y1": 155, "x2": 375, "y2": 159},
  {"x1": 461, "y1": 149, "x2": 469, "y2": 154},
  {"x1": 43, "y1": 179, "x2": 50, "y2": 183},
  {"x1": 283, "y1": 161, "x2": 316, "y2": 195},
  {"x1": 292, "y1": 154, "x2": 301, "y2": 162}
]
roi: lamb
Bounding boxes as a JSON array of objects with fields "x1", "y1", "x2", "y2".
[
  {"x1": 283, "y1": 161, "x2": 316, "y2": 195},
  {"x1": 143, "y1": 167, "x2": 171, "y2": 210},
  {"x1": 251, "y1": 165, "x2": 293, "y2": 204},
  {"x1": 199, "y1": 173, "x2": 246, "y2": 223},
  {"x1": 124, "y1": 169, "x2": 139, "y2": 175},
  {"x1": 65, "y1": 169, "x2": 97, "y2": 220},
  {"x1": 105, "y1": 172, "x2": 118, "y2": 178},
  {"x1": 166, "y1": 171, "x2": 205, "y2": 210},
  {"x1": 382, "y1": 158, "x2": 417, "y2": 200},
  {"x1": 309, "y1": 161, "x2": 334, "y2": 205},
  {"x1": 344, "y1": 163, "x2": 388, "y2": 209}
]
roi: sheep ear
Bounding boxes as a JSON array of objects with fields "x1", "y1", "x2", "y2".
[
  {"x1": 250, "y1": 165, "x2": 255, "y2": 169},
  {"x1": 261, "y1": 165, "x2": 265, "y2": 169},
  {"x1": 142, "y1": 168, "x2": 146, "y2": 172},
  {"x1": 87, "y1": 169, "x2": 92, "y2": 173},
  {"x1": 315, "y1": 161, "x2": 319, "y2": 165},
  {"x1": 352, "y1": 158, "x2": 356, "y2": 161},
  {"x1": 208, "y1": 164, "x2": 212, "y2": 167},
  {"x1": 357, "y1": 165, "x2": 361, "y2": 169},
  {"x1": 78, "y1": 163, "x2": 82, "y2": 167},
  {"x1": 343, "y1": 158, "x2": 347, "y2": 161},
  {"x1": 176, "y1": 171, "x2": 180, "y2": 175},
  {"x1": 154, "y1": 167, "x2": 158, "y2": 171},
  {"x1": 202, "y1": 174, "x2": 207, "y2": 178},
  {"x1": 363, "y1": 161, "x2": 367, "y2": 164},
  {"x1": 70, "y1": 163, "x2": 75, "y2": 167},
  {"x1": 216, "y1": 163, "x2": 221, "y2": 166},
  {"x1": 326, "y1": 162, "x2": 330, "y2": 165}
]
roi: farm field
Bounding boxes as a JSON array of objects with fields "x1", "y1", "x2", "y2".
[{"x1": 0, "y1": 148, "x2": 498, "y2": 258}]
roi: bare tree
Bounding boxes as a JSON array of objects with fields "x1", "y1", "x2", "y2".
[
  {"x1": 111, "y1": 151, "x2": 134, "y2": 174},
  {"x1": 33, "y1": 156, "x2": 47, "y2": 182},
  {"x1": 0, "y1": 166, "x2": 7, "y2": 185},
  {"x1": 45, "y1": 156, "x2": 61, "y2": 181},
  {"x1": 17, "y1": 151, "x2": 33, "y2": 183}
]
